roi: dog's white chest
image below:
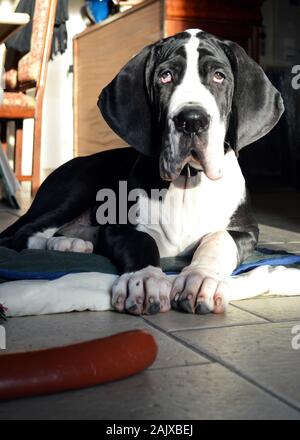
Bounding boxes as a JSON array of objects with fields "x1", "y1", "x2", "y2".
[{"x1": 136, "y1": 151, "x2": 246, "y2": 257}]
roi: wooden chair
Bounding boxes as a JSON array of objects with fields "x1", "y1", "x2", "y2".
[{"x1": 0, "y1": 0, "x2": 58, "y2": 195}]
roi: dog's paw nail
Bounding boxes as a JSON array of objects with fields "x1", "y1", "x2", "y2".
[
  {"x1": 171, "y1": 293, "x2": 181, "y2": 309},
  {"x1": 147, "y1": 302, "x2": 161, "y2": 315},
  {"x1": 127, "y1": 304, "x2": 139, "y2": 313},
  {"x1": 215, "y1": 297, "x2": 222, "y2": 307},
  {"x1": 179, "y1": 299, "x2": 194, "y2": 314},
  {"x1": 195, "y1": 302, "x2": 211, "y2": 315}
]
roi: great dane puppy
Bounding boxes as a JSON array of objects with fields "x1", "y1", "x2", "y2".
[{"x1": 0, "y1": 30, "x2": 284, "y2": 315}]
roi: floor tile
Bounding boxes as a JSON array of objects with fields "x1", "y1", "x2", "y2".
[
  {"x1": 0, "y1": 211, "x2": 19, "y2": 233},
  {"x1": 253, "y1": 190, "x2": 300, "y2": 233},
  {"x1": 257, "y1": 242, "x2": 300, "y2": 254},
  {"x1": 0, "y1": 311, "x2": 208, "y2": 370},
  {"x1": 0, "y1": 182, "x2": 31, "y2": 233},
  {"x1": 258, "y1": 224, "x2": 300, "y2": 244},
  {"x1": 144, "y1": 307, "x2": 267, "y2": 333},
  {"x1": 257, "y1": 218, "x2": 300, "y2": 236},
  {"x1": 174, "y1": 322, "x2": 300, "y2": 410},
  {"x1": 0, "y1": 363, "x2": 299, "y2": 420},
  {"x1": 232, "y1": 297, "x2": 300, "y2": 322}
]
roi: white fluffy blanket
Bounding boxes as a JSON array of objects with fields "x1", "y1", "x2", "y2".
[{"x1": 1, "y1": 265, "x2": 300, "y2": 317}]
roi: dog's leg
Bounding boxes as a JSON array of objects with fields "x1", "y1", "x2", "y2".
[
  {"x1": 11, "y1": 220, "x2": 95, "y2": 253},
  {"x1": 44, "y1": 236, "x2": 94, "y2": 253},
  {"x1": 1, "y1": 149, "x2": 137, "y2": 250},
  {"x1": 2, "y1": 177, "x2": 96, "y2": 251},
  {"x1": 96, "y1": 225, "x2": 172, "y2": 315},
  {"x1": 170, "y1": 230, "x2": 254, "y2": 314},
  {"x1": 7, "y1": 214, "x2": 86, "y2": 252},
  {"x1": 29, "y1": 223, "x2": 97, "y2": 253}
]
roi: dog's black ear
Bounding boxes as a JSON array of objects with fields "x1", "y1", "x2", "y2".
[
  {"x1": 98, "y1": 44, "x2": 159, "y2": 157},
  {"x1": 222, "y1": 41, "x2": 284, "y2": 151}
]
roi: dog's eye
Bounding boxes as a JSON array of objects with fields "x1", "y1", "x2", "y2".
[
  {"x1": 213, "y1": 72, "x2": 225, "y2": 84},
  {"x1": 160, "y1": 71, "x2": 173, "y2": 84}
]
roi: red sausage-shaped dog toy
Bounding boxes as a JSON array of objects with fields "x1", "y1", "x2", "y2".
[{"x1": 0, "y1": 330, "x2": 158, "y2": 401}]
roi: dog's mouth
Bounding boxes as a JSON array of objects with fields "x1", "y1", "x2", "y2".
[
  {"x1": 160, "y1": 153, "x2": 204, "y2": 181},
  {"x1": 189, "y1": 150, "x2": 205, "y2": 171},
  {"x1": 160, "y1": 123, "x2": 224, "y2": 182},
  {"x1": 180, "y1": 163, "x2": 203, "y2": 178},
  {"x1": 159, "y1": 131, "x2": 199, "y2": 181},
  {"x1": 160, "y1": 140, "x2": 223, "y2": 182}
]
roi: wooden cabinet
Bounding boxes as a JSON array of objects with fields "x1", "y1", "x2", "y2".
[
  {"x1": 165, "y1": 0, "x2": 264, "y2": 60},
  {"x1": 73, "y1": 0, "x2": 164, "y2": 157}
]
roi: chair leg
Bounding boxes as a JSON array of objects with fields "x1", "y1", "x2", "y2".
[
  {"x1": 14, "y1": 119, "x2": 23, "y2": 177},
  {"x1": 31, "y1": 115, "x2": 42, "y2": 196}
]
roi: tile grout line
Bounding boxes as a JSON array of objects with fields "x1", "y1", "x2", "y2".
[
  {"x1": 177, "y1": 338, "x2": 300, "y2": 414},
  {"x1": 0, "y1": 210, "x2": 21, "y2": 217},
  {"x1": 142, "y1": 317, "x2": 214, "y2": 364},
  {"x1": 230, "y1": 303, "x2": 300, "y2": 325},
  {"x1": 149, "y1": 362, "x2": 212, "y2": 372},
  {"x1": 230, "y1": 303, "x2": 273, "y2": 322},
  {"x1": 144, "y1": 318, "x2": 283, "y2": 334},
  {"x1": 143, "y1": 318, "x2": 300, "y2": 414}
]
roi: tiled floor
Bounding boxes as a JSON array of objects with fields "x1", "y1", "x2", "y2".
[
  {"x1": 0, "y1": 182, "x2": 31, "y2": 230},
  {"x1": 0, "y1": 187, "x2": 300, "y2": 420}
]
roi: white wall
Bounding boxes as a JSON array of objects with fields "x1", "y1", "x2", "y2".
[
  {"x1": 0, "y1": 1, "x2": 18, "y2": 72},
  {"x1": 0, "y1": 0, "x2": 17, "y2": 13},
  {"x1": 39, "y1": 0, "x2": 86, "y2": 172}
]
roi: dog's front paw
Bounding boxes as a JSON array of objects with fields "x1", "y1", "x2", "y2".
[
  {"x1": 111, "y1": 266, "x2": 172, "y2": 316},
  {"x1": 171, "y1": 268, "x2": 230, "y2": 315},
  {"x1": 47, "y1": 237, "x2": 94, "y2": 253}
]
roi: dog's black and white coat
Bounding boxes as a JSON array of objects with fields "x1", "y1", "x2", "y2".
[{"x1": 0, "y1": 30, "x2": 284, "y2": 315}]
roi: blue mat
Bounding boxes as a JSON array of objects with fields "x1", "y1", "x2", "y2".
[
  {"x1": 0, "y1": 246, "x2": 300, "y2": 282},
  {"x1": 232, "y1": 248, "x2": 300, "y2": 275}
]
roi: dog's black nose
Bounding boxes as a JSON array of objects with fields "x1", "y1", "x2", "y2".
[{"x1": 173, "y1": 108, "x2": 210, "y2": 134}]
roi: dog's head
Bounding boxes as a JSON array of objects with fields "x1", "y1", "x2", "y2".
[{"x1": 98, "y1": 30, "x2": 284, "y2": 181}]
